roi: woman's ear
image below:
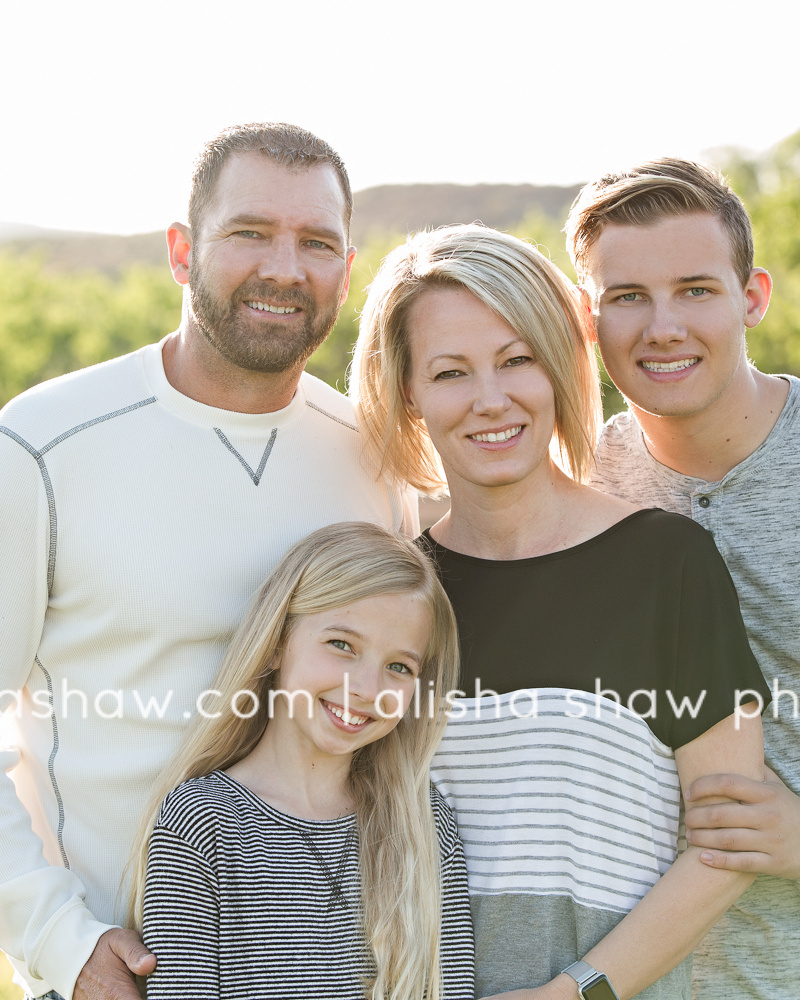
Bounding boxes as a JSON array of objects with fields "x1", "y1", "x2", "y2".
[{"x1": 403, "y1": 383, "x2": 423, "y2": 420}]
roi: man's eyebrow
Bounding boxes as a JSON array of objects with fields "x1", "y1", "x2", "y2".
[
  {"x1": 225, "y1": 213, "x2": 274, "y2": 229},
  {"x1": 224, "y1": 214, "x2": 345, "y2": 245}
]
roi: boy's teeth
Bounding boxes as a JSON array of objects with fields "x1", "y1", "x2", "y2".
[
  {"x1": 471, "y1": 425, "x2": 522, "y2": 443},
  {"x1": 246, "y1": 301, "x2": 300, "y2": 314},
  {"x1": 641, "y1": 358, "x2": 699, "y2": 373}
]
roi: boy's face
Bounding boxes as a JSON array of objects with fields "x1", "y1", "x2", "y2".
[{"x1": 582, "y1": 212, "x2": 769, "y2": 420}]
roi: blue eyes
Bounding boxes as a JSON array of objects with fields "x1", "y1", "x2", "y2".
[
  {"x1": 616, "y1": 288, "x2": 710, "y2": 303},
  {"x1": 327, "y1": 640, "x2": 414, "y2": 676}
]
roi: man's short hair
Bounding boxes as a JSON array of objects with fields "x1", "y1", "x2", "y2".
[
  {"x1": 565, "y1": 157, "x2": 754, "y2": 287},
  {"x1": 187, "y1": 122, "x2": 353, "y2": 236}
]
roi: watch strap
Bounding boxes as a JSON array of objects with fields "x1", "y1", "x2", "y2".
[{"x1": 561, "y1": 960, "x2": 620, "y2": 1000}]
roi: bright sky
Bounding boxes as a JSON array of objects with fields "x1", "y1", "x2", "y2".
[{"x1": 3, "y1": 0, "x2": 798, "y2": 235}]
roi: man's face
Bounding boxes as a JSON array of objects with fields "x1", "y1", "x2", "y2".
[
  {"x1": 187, "y1": 153, "x2": 355, "y2": 374},
  {"x1": 583, "y1": 213, "x2": 765, "y2": 420}
]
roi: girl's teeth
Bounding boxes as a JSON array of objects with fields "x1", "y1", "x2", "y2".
[{"x1": 328, "y1": 704, "x2": 366, "y2": 725}]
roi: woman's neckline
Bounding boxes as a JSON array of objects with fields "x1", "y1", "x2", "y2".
[{"x1": 422, "y1": 508, "x2": 658, "y2": 564}]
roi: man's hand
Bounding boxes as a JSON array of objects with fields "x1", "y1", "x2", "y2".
[
  {"x1": 73, "y1": 928, "x2": 156, "y2": 1000},
  {"x1": 685, "y1": 767, "x2": 800, "y2": 879}
]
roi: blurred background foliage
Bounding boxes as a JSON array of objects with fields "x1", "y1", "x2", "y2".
[{"x1": 2, "y1": 132, "x2": 798, "y2": 420}]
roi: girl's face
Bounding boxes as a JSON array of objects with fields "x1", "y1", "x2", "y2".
[
  {"x1": 404, "y1": 286, "x2": 558, "y2": 496},
  {"x1": 270, "y1": 591, "x2": 431, "y2": 761}
]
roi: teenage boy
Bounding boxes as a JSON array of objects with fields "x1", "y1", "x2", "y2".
[{"x1": 566, "y1": 158, "x2": 799, "y2": 999}]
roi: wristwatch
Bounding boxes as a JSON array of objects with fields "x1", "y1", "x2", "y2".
[{"x1": 561, "y1": 960, "x2": 620, "y2": 1000}]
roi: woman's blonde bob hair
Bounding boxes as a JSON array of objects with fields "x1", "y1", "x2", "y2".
[
  {"x1": 351, "y1": 224, "x2": 601, "y2": 493},
  {"x1": 128, "y1": 521, "x2": 460, "y2": 1000}
]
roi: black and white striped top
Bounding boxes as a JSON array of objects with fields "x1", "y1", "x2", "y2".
[{"x1": 142, "y1": 771, "x2": 475, "y2": 999}]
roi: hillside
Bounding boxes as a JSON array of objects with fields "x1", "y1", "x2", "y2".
[{"x1": 0, "y1": 181, "x2": 580, "y2": 273}]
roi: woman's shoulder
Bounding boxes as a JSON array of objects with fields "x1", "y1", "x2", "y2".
[{"x1": 594, "y1": 505, "x2": 719, "y2": 554}]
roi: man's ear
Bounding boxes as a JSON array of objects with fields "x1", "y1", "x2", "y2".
[
  {"x1": 339, "y1": 246, "x2": 357, "y2": 305},
  {"x1": 744, "y1": 267, "x2": 772, "y2": 329},
  {"x1": 167, "y1": 223, "x2": 192, "y2": 286},
  {"x1": 578, "y1": 285, "x2": 598, "y2": 344}
]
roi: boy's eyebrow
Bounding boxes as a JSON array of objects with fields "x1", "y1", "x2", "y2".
[
  {"x1": 677, "y1": 273, "x2": 721, "y2": 284},
  {"x1": 603, "y1": 274, "x2": 722, "y2": 293},
  {"x1": 603, "y1": 282, "x2": 647, "y2": 293}
]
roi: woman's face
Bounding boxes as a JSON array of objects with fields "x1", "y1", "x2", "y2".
[{"x1": 404, "y1": 286, "x2": 557, "y2": 495}]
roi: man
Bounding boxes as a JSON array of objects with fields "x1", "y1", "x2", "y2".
[
  {"x1": 0, "y1": 123, "x2": 416, "y2": 1000},
  {"x1": 566, "y1": 158, "x2": 800, "y2": 999}
]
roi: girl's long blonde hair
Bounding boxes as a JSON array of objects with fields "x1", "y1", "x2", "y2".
[
  {"x1": 128, "y1": 521, "x2": 460, "y2": 1000},
  {"x1": 350, "y1": 224, "x2": 601, "y2": 493}
]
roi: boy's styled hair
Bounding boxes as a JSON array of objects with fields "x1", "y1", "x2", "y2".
[
  {"x1": 351, "y1": 224, "x2": 601, "y2": 492},
  {"x1": 565, "y1": 157, "x2": 754, "y2": 287},
  {"x1": 187, "y1": 121, "x2": 352, "y2": 236},
  {"x1": 128, "y1": 522, "x2": 459, "y2": 1000}
]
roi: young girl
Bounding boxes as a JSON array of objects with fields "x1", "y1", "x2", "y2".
[{"x1": 128, "y1": 521, "x2": 474, "y2": 1000}]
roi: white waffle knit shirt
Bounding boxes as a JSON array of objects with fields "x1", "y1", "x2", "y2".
[{"x1": 0, "y1": 338, "x2": 417, "y2": 999}]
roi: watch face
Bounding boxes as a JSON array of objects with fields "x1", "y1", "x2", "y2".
[{"x1": 583, "y1": 975, "x2": 619, "y2": 1000}]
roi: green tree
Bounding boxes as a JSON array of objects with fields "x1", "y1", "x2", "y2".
[
  {"x1": 722, "y1": 131, "x2": 800, "y2": 374},
  {"x1": 0, "y1": 255, "x2": 181, "y2": 408}
]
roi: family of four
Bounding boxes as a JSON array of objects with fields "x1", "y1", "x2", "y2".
[{"x1": 1, "y1": 123, "x2": 797, "y2": 1000}]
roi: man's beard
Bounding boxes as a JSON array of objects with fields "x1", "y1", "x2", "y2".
[{"x1": 188, "y1": 264, "x2": 341, "y2": 374}]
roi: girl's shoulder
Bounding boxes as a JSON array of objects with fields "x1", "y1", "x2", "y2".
[{"x1": 155, "y1": 771, "x2": 242, "y2": 841}]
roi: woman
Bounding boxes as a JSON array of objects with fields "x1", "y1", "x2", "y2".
[{"x1": 351, "y1": 225, "x2": 769, "y2": 1000}]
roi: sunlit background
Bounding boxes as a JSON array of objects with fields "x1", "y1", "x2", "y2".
[{"x1": 2, "y1": 0, "x2": 799, "y2": 235}]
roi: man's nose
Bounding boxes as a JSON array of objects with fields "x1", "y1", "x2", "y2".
[{"x1": 256, "y1": 237, "x2": 304, "y2": 286}]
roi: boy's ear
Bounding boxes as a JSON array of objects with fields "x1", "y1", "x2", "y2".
[
  {"x1": 579, "y1": 286, "x2": 598, "y2": 344},
  {"x1": 167, "y1": 224, "x2": 192, "y2": 286},
  {"x1": 744, "y1": 267, "x2": 772, "y2": 329}
]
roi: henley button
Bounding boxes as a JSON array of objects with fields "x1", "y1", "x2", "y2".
[{"x1": 698, "y1": 496, "x2": 711, "y2": 508}]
